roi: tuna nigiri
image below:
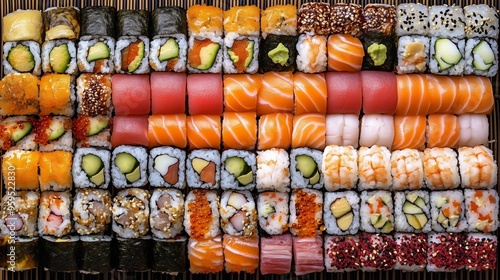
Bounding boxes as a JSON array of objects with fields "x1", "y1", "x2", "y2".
[
  {"x1": 148, "y1": 114, "x2": 187, "y2": 148},
  {"x1": 327, "y1": 34, "x2": 364, "y2": 72},
  {"x1": 186, "y1": 115, "x2": 221, "y2": 150},
  {"x1": 257, "y1": 113, "x2": 293, "y2": 150},
  {"x1": 112, "y1": 74, "x2": 151, "y2": 115},
  {"x1": 325, "y1": 72, "x2": 362, "y2": 114},
  {"x1": 223, "y1": 234, "x2": 259, "y2": 274},
  {"x1": 187, "y1": 74, "x2": 223, "y2": 116},
  {"x1": 426, "y1": 114, "x2": 460, "y2": 149},
  {"x1": 223, "y1": 74, "x2": 260, "y2": 112},
  {"x1": 293, "y1": 72, "x2": 327, "y2": 115},
  {"x1": 361, "y1": 71, "x2": 398, "y2": 115},
  {"x1": 392, "y1": 115, "x2": 426, "y2": 151},
  {"x1": 222, "y1": 112, "x2": 257, "y2": 150},
  {"x1": 257, "y1": 71, "x2": 294, "y2": 115},
  {"x1": 111, "y1": 115, "x2": 149, "y2": 148},
  {"x1": 291, "y1": 114, "x2": 326, "y2": 150},
  {"x1": 150, "y1": 72, "x2": 186, "y2": 115}
]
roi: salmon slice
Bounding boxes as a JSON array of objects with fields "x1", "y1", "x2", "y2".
[
  {"x1": 222, "y1": 112, "x2": 256, "y2": 150},
  {"x1": 258, "y1": 113, "x2": 293, "y2": 150},
  {"x1": 396, "y1": 74, "x2": 430, "y2": 116},
  {"x1": 426, "y1": 74, "x2": 457, "y2": 114},
  {"x1": 393, "y1": 116, "x2": 426, "y2": 151},
  {"x1": 187, "y1": 4, "x2": 223, "y2": 36},
  {"x1": 257, "y1": 71, "x2": 294, "y2": 115},
  {"x1": 451, "y1": 76, "x2": 494, "y2": 115},
  {"x1": 223, "y1": 74, "x2": 260, "y2": 112},
  {"x1": 426, "y1": 114, "x2": 460, "y2": 148},
  {"x1": 291, "y1": 114, "x2": 326, "y2": 149},
  {"x1": 327, "y1": 34, "x2": 364, "y2": 72},
  {"x1": 294, "y1": 72, "x2": 327, "y2": 115},
  {"x1": 186, "y1": 115, "x2": 221, "y2": 150},
  {"x1": 148, "y1": 114, "x2": 187, "y2": 148},
  {"x1": 188, "y1": 236, "x2": 224, "y2": 274},
  {"x1": 223, "y1": 234, "x2": 259, "y2": 274}
]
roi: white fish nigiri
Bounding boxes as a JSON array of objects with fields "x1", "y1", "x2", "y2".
[
  {"x1": 325, "y1": 114, "x2": 360, "y2": 148},
  {"x1": 457, "y1": 114, "x2": 489, "y2": 147},
  {"x1": 359, "y1": 114, "x2": 394, "y2": 149}
]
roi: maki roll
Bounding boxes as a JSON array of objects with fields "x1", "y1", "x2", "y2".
[
  {"x1": 289, "y1": 188, "x2": 323, "y2": 237},
  {"x1": 430, "y1": 190, "x2": 467, "y2": 232},
  {"x1": 39, "y1": 151, "x2": 73, "y2": 191},
  {"x1": 2, "y1": 10, "x2": 43, "y2": 44},
  {"x1": 297, "y1": 2, "x2": 331, "y2": 35},
  {"x1": 187, "y1": 35, "x2": 223, "y2": 73},
  {"x1": 458, "y1": 145, "x2": 497, "y2": 189},
  {"x1": 111, "y1": 145, "x2": 148, "y2": 188},
  {"x1": 186, "y1": 149, "x2": 220, "y2": 189},
  {"x1": 427, "y1": 233, "x2": 466, "y2": 272},
  {"x1": 464, "y1": 4, "x2": 499, "y2": 39},
  {"x1": 43, "y1": 7, "x2": 80, "y2": 40},
  {"x1": 330, "y1": 3, "x2": 364, "y2": 37},
  {"x1": 223, "y1": 5, "x2": 260, "y2": 37},
  {"x1": 39, "y1": 73, "x2": 75, "y2": 117},
  {"x1": 429, "y1": 5, "x2": 466, "y2": 39},
  {"x1": 117, "y1": 10, "x2": 149, "y2": 37},
  {"x1": 0, "y1": 73, "x2": 40, "y2": 116},
  {"x1": 259, "y1": 34, "x2": 297, "y2": 72},
  {"x1": 186, "y1": 4, "x2": 223, "y2": 37},
  {"x1": 464, "y1": 189, "x2": 499, "y2": 232},
  {"x1": 324, "y1": 235, "x2": 361, "y2": 272},
  {"x1": 112, "y1": 188, "x2": 150, "y2": 238},
  {"x1": 429, "y1": 37, "x2": 465, "y2": 75},
  {"x1": 260, "y1": 234, "x2": 293, "y2": 275},
  {"x1": 296, "y1": 34, "x2": 327, "y2": 73},
  {"x1": 0, "y1": 191, "x2": 39, "y2": 237},
  {"x1": 290, "y1": 147, "x2": 323, "y2": 189},
  {"x1": 38, "y1": 191, "x2": 72, "y2": 237},
  {"x1": 152, "y1": 236, "x2": 187, "y2": 274},
  {"x1": 150, "y1": 188, "x2": 184, "y2": 239},
  {"x1": 394, "y1": 233, "x2": 428, "y2": 271},
  {"x1": 422, "y1": 147, "x2": 460, "y2": 190},
  {"x1": 394, "y1": 191, "x2": 431, "y2": 232},
  {"x1": 73, "y1": 189, "x2": 112, "y2": 235},
  {"x1": 221, "y1": 149, "x2": 256, "y2": 191},
  {"x1": 183, "y1": 189, "x2": 220, "y2": 239},
  {"x1": 1, "y1": 150, "x2": 40, "y2": 191},
  {"x1": 150, "y1": 7, "x2": 188, "y2": 72},
  {"x1": 396, "y1": 3, "x2": 429, "y2": 36},
  {"x1": 72, "y1": 148, "x2": 111, "y2": 189},
  {"x1": 256, "y1": 148, "x2": 290, "y2": 193},
  {"x1": 357, "y1": 145, "x2": 392, "y2": 190},
  {"x1": 465, "y1": 233, "x2": 497, "y2": 271},
  {"x1": 464, "y1": 38, "x2": 498, "y2": 76},
  {"x1": 33, "y1": 116, "x2": 73, "y2": 152},
  {"x1": 260, "y1": 5, "x2": 297, "y2": 38},
  {"x1": 76, "y1": 74, "x2": 113, "y2": 116},
  {"x1": 223, "y1": 234, "x2": 259, "y2": 274},
  {"x1": 322, "y1": 145, "x2": 358, "y2": 191},
  {"x1": 396, "y1": 36, "x2": 430, "y2": 74},
  {"x1": 72, "y1": 115, "x2": 111, "y2": 148},
  {"x1": 79, "y1": 235, "x2": 113, "y2": 274},
  {"x1": 390, "y1": 149, "x2": 425, "y2": 191},
  {"x1": 0, "y1": 116, "x2": 37, "y2": 151},
  {"x1": 324, "y1": 191, "x2": 360, "y2": 235},
  {"x1": 0, "y1": 236, "x2": 38, "y2": 271},
  {"x1": 149, "y1": 147, "x2": 186, "y2": 189},
  {"x1": 40, "y1": 235, "x2": 79, "y2": 272},
  {"x1": 3, "y1": 41, "x2": 41, "y2": 75},
  {"x1": 41, "y1": 40, "x2": 78, "y2": 74},
  {"x1": 360, "y1": 190, "x2": 394, "y2": 233},
  {"x1": 359, "y1": 233, "x2": 397, "y2": 271},
  {"x1": 114, "y1": 236, "x2": 152, "y2": 272},
  {"x1": 187, "y1": 236, "x2": 224, "y2": 274},
  {"x1": 219, "y1": 190, "x2": 258, "y2": 236},
  {"x1": 257, "y1": 191, "x2": 289, "y2": 235}
]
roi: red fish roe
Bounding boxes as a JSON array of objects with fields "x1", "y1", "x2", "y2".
[
  {"x1": 427, "y1": 233, "x2": 467, "y2": 271},
  {"x1": 188, "y1": 190, "x2": 213, "y2": 239},
  {"x1": 72, "y1": 115, "x2": 91, "y2": 142},
  {"x1": 34, "y1": 116, "x2": 72, "y2": 145},
  {"x1": 291, "y1": 189, "x2": 323, "y2": 238},
  {"x1": 325, "y1": 236, "x2": 361, "y2": 271},
  {"x1": 395, "y1": 233, "x2": 428, "y2": 269},
  {"x1": 466, "y1": 234, "x2": 497, "y2": 271},
  {"x1": 359, "y1": 233, "x2": 397, "y2": 270}
]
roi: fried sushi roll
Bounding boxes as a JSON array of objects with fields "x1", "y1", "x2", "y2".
[
  {"x1": 0, "y1": 73, "x2": 39, "y2": 117},
  {"x1": 39, "y1": 151, "x2": 73, "y2": 191},
  {"x1": 2, "y1": 150, "x2": 40, "y2": 191},
  {"x1": 0, "y1": 191, "x2": 39, "y2": 237},
  {"x1": 39, "y1": 73, "x2": 75, "y2": 117}
]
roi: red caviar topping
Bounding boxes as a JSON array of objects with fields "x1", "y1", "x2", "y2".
[
  {"x1": 291, "y1": 189, "x2": 323, "y2": 237},
  {"x1": 188, "y1": 190, "x2": 213, "y2": 239}
]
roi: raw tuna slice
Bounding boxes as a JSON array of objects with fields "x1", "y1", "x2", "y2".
[
  {"x1": 187, "y1": 74, "x2": 223, "y2": 115},
  {"x1": 111, "y1": 115, "x2": 149, "y2": 147},
  {"x1": 112, "y1": 74, "x2": 151, "y2": 115},
  {"x1": 293, "y1": 235, "x2": 324, "y2": 275},
  {"x1": 151, "y1": 72, "x2": 186, "y2": 114},
  {"x1": 260, "y1": 233, "x2": 293, "y2": 275},
  {"x1": 361, "y1": 71, "x2": 397, "y2": 115},
  {"x1": 326, "y1": 72, "x2": 362, "y2": 114}
]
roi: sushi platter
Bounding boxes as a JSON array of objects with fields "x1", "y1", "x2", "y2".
[{"x1": 0, "y1": 0, "x2": 499, "y2": 280}]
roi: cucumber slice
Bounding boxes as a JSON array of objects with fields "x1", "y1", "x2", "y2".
[{"x1": 434, "y1": 38, "x2": 462, "y2": 70}]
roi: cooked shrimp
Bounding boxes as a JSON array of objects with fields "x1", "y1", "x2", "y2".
[
  {"x1": 422, "y1": 148, "x2": 460, "y2": 190},
  {"x1": 358, "y1": 145, "x2": 392, "y2": 190},
  {"x1": 391, "y1": 149, "x2": 424, "y2": 190},
  {"x1": 322, "y1": 145, "x2": 358, "y2": 191},
  {"x1": 458, "y1": 146, "x2": 497, "y2": 189}
]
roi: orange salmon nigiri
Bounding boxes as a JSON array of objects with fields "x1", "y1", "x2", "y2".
[
  {"x1": 223, "y1": 74, "x2": 260, "y2": 112},
  {"x1": 327, "y1": 34, "x2": 364, "y2": 72},
  {"x1": 392, "y1": 116, "x2": 426, "y2": 151},
  {"x1": 223, "y1": 6, "x2": 260, "y2": 36},
  {"x1": 257, "y1": 71, "x2": 294, "y2": 115},
  {"x1": 395, "y1": 74, "x2": 430, "y2": 116},
  {"x1": 148, "y1": 114, "x2": 187, "y2": 148},
  {"x1": 426, "y1": 114, "x2": 460, "y2": 149},
  {"x1": 291, "y1": 114, "x2": 326, "y2": 150},
  {"x1": 258, "y1": 113, "x2": 293, "y2": 150},
  {"x1": 222, "y1": 112, "x2": 257, "y2": 150},
  {"x1": 186, "y1": 115, "x2": 221, "y2": 150},
  {"x1": 293, "y1": 72, "x2": 327, "y2": 115},
  {"x1": 223, "y1": 234, "x2": 259, "y2": 274},
  {"x1": 188, "y1": 236, "x2": 224, "y2": 273},
  {"x1": 451, "y1": 75, "x2": 494, "y2": 115}
]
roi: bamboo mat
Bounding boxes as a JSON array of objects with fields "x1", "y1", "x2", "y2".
[{"x1": 0, "y1": 0, "x2": 499, "y2": 280}]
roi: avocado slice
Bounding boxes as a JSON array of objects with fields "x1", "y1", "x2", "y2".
[
  {"x1": 7, "y1": 44, "x2": 35, "y2": 72},
  {"x1": 123, "y1": 40, "x2": 145, "y2": 73},
  {"x1": 261, "y1": 203, "x2": 275, "y2": 218},
  {"x1": 336, "y1": 211, "x2": 354, "y2": 231},
  {"x1": 406, "y1": 214, "x2": 421, "y2": 230},
  {"x1": 403, "y1": 201, "x2": 423, "y2": 215},
  {"x1": 228, "y1": 40, "x2": 255, "y2": 68},
  {"x1": 370, "y1": 213, "x2": 381, "y2": 225},
  {"x1": 435, "y1": 196, "x2": 449, "y2": 208},
  {"x1": 415, "y1": 213, "x2": 428, "y2": 228},
  {"x1": 11, "y1": 122, "x2": 33, "y2": 143},
  {"x1": 192, "y1": 158, "x2": 210, "y2": 175},
  {"x1": 236, "y1": 171, "x2": 253, "y2": 185},
  {"x1": 159, "y1": 38, "x2": 179, "y2": 62},
  {"x1": 406, "y1": 192, "x2": 419, "y2": 203},
  {"x1": 309, "y1": 170, "x2": 320, "y2": 185},
  {"x1": 437, "y1": 211, "x2": 447, "y2": 224},
  {"x1": 88, "y1": 117, "x2": 109, "y2": 136},
  {"x1": 90, "y1": 168, "x2": 105, "y2": 186},
  {"x1": 125, "y1": 165, "x2": 141, "y2": 183},
  {"x1": 87, "y1": 41, "x2": 110, "y2": 62},
  {"x1": 434, "y1": 38, "x2": 462, "y2": 70},
  {"x1": 330, "y1": 197, "x2": 352, "y2": 218},
  {"x1": 114, "y1": 153, "x2": 138, "y2": 174},
  {"x1": 413, "y1": 197, "x2": 426, "y2": 209},
  {"x1": 225, "y1": 157, "x2": 249, "y2": 177},
  {"x1": 49, "y1": 44, "x2": 71, "y2": 73},
  {"x1": 381, "y1": 221, "x2": 393, "y2": 233},
  {"x1": 82, "y1": 154, "x2": 103, "y2": 177},
  {"x1": 196, "y1": 42, "x2": 220, "y2": 70},
  {"x1": 449, "y1": 215, "x2": 460, "y2": 227},
  {"x1": 47, "y1": 120, "x2": 66, "y2": 141},
  {"x1": 373, "y1": 215, "x2": 388, "y2": 229},
  {"x1": 295, "y1": 154, "x2": 317, "y2": 178}
]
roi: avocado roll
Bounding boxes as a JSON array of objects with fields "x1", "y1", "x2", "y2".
[
  {"x1": 219, "y1": 190, "x2": 258, "y2": 236},
  {"x1": 429, "y1": 37, "x2": 465, "y2": 75},
  {"x1": 187, "y1": 35, "x2": 223, "y2": 73},
  {"x1": 3, "y1": 41, "x2": 41, "y2": 75},
  {"x1": 72, "y1": 147, "x2": 111, "y2": 189},
  {"x1": 464, "y1": 38, "x2": 498, "y2": 77},
  {"x1": 112, "y1": 188, "x2": 150, "y2": 238},
  {"x1": 152, "y1": 236, "x2": 187, "y2": 274},
  {"x1": 43, "y1": 7, "x2": 80, "y2": 40},
  {"x1": 324, "y1": 191, "x2": 360, "y2": 235},
  {"x1": 150, "y1": 35, "x2": 187, "y2": 72},
  {"x1": 430, "y1": 190, "x2": 467, "y2": 232},
  {"x1": 259, "y1": 34, "x2": 297, "y2": 73},
  {"x1": 77, "y1": 37, "x2": 115, "y2": 73},
  {"x1": 38, "y1": 191, "x2": 72, "y2": 237},
  {"x1": 394, "y1": 190, "x2": 431, "y2": 233},
  {"x1": 72, "y1": 115, "x2": 111, "y2": 149},
  {"x1": 114, "y1": 236, "x2": 152, "y2": 272},
  {"x1": 150, "y1": 188, "x2": 184, "y2": 239},
  {"x1": 290, "y1": 148, "x2": 323, "y2": 189},
  {"x1": 0, "y1": 116, "x2": 37, "y2": 151},
  {"x1": 41, "y1": 40, "x2": 78, "y2": 74},
  {"x1": 186, "y1": 149, "x2": 220, "y2": 189},
  {"x1": 39, "y1": 151, "x2": 73, "y2": 191},
  {"x1": 0, "y1": 236, "x2": 38, "y2": 271},
  {"x1": 76, "y1": 74, "x2": 113, "y2": 116},
  {"x1": 2, "y1": 10, "x2": 43, "y2": 44},
  {"x1": 111, "y1": 145, "x2": 148, "y2": 188},
  {"x1": 149, "y1": 147, "x2": 186, "y2": 189},
  {"x1": 223, "y1": 35, "x2": 259, "y2": 74},
  {"x1": 0, "y1": 191, "x2": 39, "y2": 237},
  {"x1": 73, "y1": 189, "x2": 112, "y2": 235},
  {"x1": 79, "y1": 235, "x2": 113, "y2": 274},
  {"x1": 221, "y1": 149, "x2": 256, "y2": 191},
  {"x1": 34, "y1": 116, "x2": 73, "y2": 152},
  {"x1": 40, "y1": 235, "x2": 79, "y2": 272}
]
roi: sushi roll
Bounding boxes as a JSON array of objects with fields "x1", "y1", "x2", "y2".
[
  {"x1": 323, "y1": 191, "x2": 360, "y2": 235},
  {"x1": 465, "y1": 233, "x2": 497, "y2": 271},
  {"x1": 39, "y1": 151, "x2": 73, "y2": 191},
  {"x1": 184, "y1": 189, "x2": 220, "y2": 239},
  {"x1": 2, "y1": 10, "x2": 43, "y2": 44},
  {"x1": 72, "y1": 189, "x2": 112, "y2": 235},
  {"x1": 357, "y1": 145, "x2": 392, "y2": 190},
  {"x1": 3, "y1": 41, "x2": 42, "y2": 75},
  {"x1": 151, "y1": 72, "x2": 187, "y2": 114},
  {"x1": 396, "y1": 36, "x2": 430, "y2": 74},
  {"x1": 112, "y1": 188, "x2": 150, "y2": 238},
  {"x1": 72, "y1": 147, "x2": 111, "y2": 189},
  {"x1": 430, "y1": 190, "x2": 468, "y2": 232},
  {"x1": 394, "y1": 233, "x2": 428, "y2": 271},
  {"x1": 186, "y1": 4, "x2": 223, "y2": 37},
  {"x1": 76, "y1": 74, "x2": 113, "y2": 117},
  {"x1": 464, "y1": 38, "x2": 498, "y2": 76},
  {"x1": 324, "y1": 114, "x2": 360, "y2": 147},
  {"x1": 222, "y1": 234, "x2": 259, "y2": 274},
  {"x1": 149, "y1": 147, "x2": 186, "y2": 189},
  {"x1": 292, "y1": 235, "x2": 324, "y2": 275},
  {"x1": 257, "y1": 113, "x2": 293, "y2": 150},
  {"x1": 396, "y1": 3, "x2": 429, "y2": 36},
  {"x1": 0, "y1": 116, "x2": 37, "y2": 151},
  {"x1": 112, "y1": 74, "x2": 151, "y2": 116},
  {"x1": 150, "y1": 7, "x2": 188, "y2": 72},
  {"x1": 360, "y1": 190, "x2": 394, "y2": 233},
  {"x1": 33, "y1": 116, "x2": 73, "y2": 152},
  {"x1": 392, "y1": 116, "x2": 426, "y2": 150},
  {"x1": 150, "y1": 188, "x2": 184, "y2": 239},
  {"x1": 43, "y1": 6, "x2": 80, "y2": 40},
  {"x1": 223, "y1": 74, "x2": 260, "y2": 113},
  {"x1": 260, "y1": 5, "x2": 297, "y2": 38},
  {"x1": 363, "y1": 4, "x2": 396, "y2": 36},
  {"x1": 297, "y1": 2, "x2": 331, "y2": 35},
  {"x1": 38, "y1": 191, "x2": 72, "y2": 237},
  {"x1": 391, "y1": 149, "x2": 425, "y2": 191},
  {"x1": 427, "y1": 233, "x2": 466, "y2": 272},
  {"x1": 330, "y1": 3, "x2": 364, "y2": 37},
  {"x1": 0, "y1": 191, "x2": 39, "y2": 237},
  {"x1": 260, "y1": 233, "x2": 293, "y2": 275},
  {"x1": 187, "y1": 35, "x2": 223, "y2": 73},
  {"x1": 185, "y1": 115, "x2": 221, "y2": 149},
  {"x1": 327, "y1": 34, "x2": 365, "y2": 72},
  {"x1": 296, "y1": 34, "x2": 327, "y2": 73},
  {"x1": 186, "y1": 74, "x2": 223, "y2": 116},
  {"x1": 1, "y1": 150, "x2": 40, "y2": 191},
  {"x1": 148, "y1": 114, "x2": 187, "y2": 148},
  {"x1": 464, "y1": 4, "x2": 499, "y2": 39},
  {"x1": 293, "y1": 72, "x2": 327, "y2": 115},
  {"x1": 219, "y1": 190, "x2": 257, "y2": 236},
  {"x1": 359, "y1": 115, "x2": 394, "y2": 149},
  {"x1": 114, "y1": 236, "x2": 152, "y2": 272},
  {"x1": 289, "y1": 188, "x2": 323, "y2": 237},
  {"x1": 322, "y1": 145, "x2": 358, "y2": 191},
  {"x1": 111, "y1": 145, "x2": 148, "y2": 188},
  {"x1": 41, "y1": 40, "x2": 78, "y2": 75},
  {"x1": 256, "y1": 148, "x2": 290, "y2": 193},
  {"x1": 258, "y1": 35, "x2": 298, "y2": 72},
  {"x1": 394, "y1": 191, "x2": 431, "y2": 232},
  {"x1": 429, "y1": 5, "x2": 466, "y2": 39},
  {"x1": 221, "y1": 150, "x2": 256, "y2": 191},
  {"x1": 464, "y1": 189, "x2": 499, "y2": 232},
  {"x1": 429, "y1": 37, "x2": 465, "y2": 75},
  {"x1": 457, "y1": 114, "x2": 489, "y2": 147},
  {"x1": 290, "y1": 147, "x2": 323, "y2": 189},
  {"x1": 422, "y1": 147, "x2": 460, "y2": 190},
  {"x1": 223, "y1": 5, "x2": 260, "y2": 37},
  {"x1": 187, "y1": 236, "x2": 224, "y2": 274},
  {"x1": 257, "y1": 72, "x2": 294, "y2": 115},
  {"x1": 39, "y1": 73, "x2": 75, "y2": 117},
  {"x1": 152, "y1": 236, "x2": 188, "y2": 274},
  {"x1": 72, "y1": 115, "x2": 111, "y2": 148},
  {"x1": 359, "y1": 233, "x2": 397, "y2": 271},
  {"x1": 223, "y1": 34, "x2": 259, "y2": 74},
  {"x1": 40, "y1": 235, "x2": 79, "y2": 272},
  {"x1": 0, "y1": 236, "x2": 38, "y2": 271},
  {"x1": 324, "y1": 235, "x2": 361, "y2": 272},
  {"x1": 79, "y1": 235, "x2": 113, "y2": 274},
  {"x1": 0, "y1": 73, "x2": 40, "y2": 116},
  {"x1": 257, "y1": 191, "x2": 289, "y2": 235},
  {"x1": 186, "y1": 149, "x2": 220, "y2": 189},
  {"x1": 426, "y1": 114, "x2": 460, "y2": 148},
  {"x1": 458, "y1": 146, "x2": 497, "y2": 189}
]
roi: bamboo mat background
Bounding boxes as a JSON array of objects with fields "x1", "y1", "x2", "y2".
[{"x1": 0, "y1": 0, "x2": 499, "y2": 280}]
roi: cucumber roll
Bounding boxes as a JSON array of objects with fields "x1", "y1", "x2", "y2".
[
  {"x1": 430, "y1": 190, "x2": 467, "y2": 232},
  {"x1": 112, "y1": 188, "x2": 150, "y2": 238},
  {"x1": 114, "y1": 236, "x2": 152, "y2": 272},
  {"x1": 0, "y1": 116, "x2": 37, "y2": 151},
  {"x1": 72, "y1": 148, "x2": 111, "y2": 189},
  {"x1": 464, "y1": 38, "x2": 498, "y2": 77},
  {"x1": 0, "y1": 236, "x2": 38, "y2": 271},
  {"x1": 221, "y1": 149, "x2": 256, "y2": 191},
  {"x1": 152, "y1": 236, "x2": 187, "y2": 274},
  {"x1": 394, "y1": 190, "x2": 431, "y2": 232},
  {"x1": 150, "y1": 188, "x2": 184, "y2": 239},
  {"x1": 219, "y1": 190, "x2": 258, "y2": 236},
  {"x1": 0, "y1": 191, "x2": 39, "y2": 237},
  {"x1": 430, "y1": 37, "x2": 465, "y2": 75},
  {"x1": 40, "y1": 235, "x2": 79, "y2": 272},
  {"x1": 73, "y1": 189, "x2": 112, "y2": 235},
  {"x1": 360, "y1": 190, "x2": 394, "y2": 233},
  {"x1": 111, "y1": 145, "x2": 148, "y2": 188},
  {"x1": 73, "y1": 115, "x2": 111, "y2": 149},
  {"x1": 324, "y1": 191, "x2": 360, "y2": 235},
  {"x1": 34, "y1": 116, "x2": 73, "y2": 152},
  {"x1": 290, "y1": 147, "x2": 323, "y2": 189},
  {"x1": 79, "y1": 235, "x2": 113, "y2": 274},
  {"x1": 3, "y1": 41, "x2": 41, "y2": 75}
]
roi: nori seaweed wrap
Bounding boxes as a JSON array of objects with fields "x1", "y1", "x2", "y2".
[
  {"x1": 80, "y1": 6, "x2": 116, "y2": 38},
  {"x1": 79, "y1": 235, "x2": 113, "y2": 274},
  {"x1": 152, "y1": 236, "x2": 187, "y2": 274},
  {"x1": 44, "y1": 7, "x2": 80, "y2": 40},
  {"x1": 152, "y1": 7, "x2": 187, "y2": 36},
  {"x1": 117, "y1": 10, "x2": 150, "y2": 37},
  {"x1": 0, "y1": 236, "x2": 38, "y2": 271},
  {"x1": 40, "y1": 235, "x2": 79, "y2": 272},
  {"x1": 114, "y1": 236, "x2": 152, "y2": 272},
  {"x1": 361, "y1": 33, "x2": 396, "y2": 71},
  {"x1": 259, "y1": 34, "x2": 298, "y2": 72}
]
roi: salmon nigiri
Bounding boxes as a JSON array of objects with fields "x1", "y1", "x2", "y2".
[
  {"x1": 426, "y1": 114, "x2": 460, "y2": 149},
  {"x1": 426, "y1": 74, "x2": 457, "y2": 114},
  {"x1": 395, "y1": 74, "x2": 429, "y2": 116},
  {"x1": 257, "y1": 71, "x2": 294, "y2": 115},
  {"x1": 188, "y1": 236, "x2": 224, "y2": 274},
  {"x1": 186, "y1": 115, "x2": 221, "y2": 150},
  {"x1": 258, "y1": 113, "x2": 293, "y2": 150},
  {"x1": 327, "y1": 34, "x2": 364, "y2": 72},
  {"x1": 293, "y1": 72, "x2": 327, "y2": 115},
  {"x1": 222, "y1": 112, "x2": 257, "y2": 150},
  {"x1": 291, "y1": 114, "x2": 326, "y2": 150},
  {"x1": 223, "y1": 234, "x2": 259, "y2": 274},
  {"x1": 393, "y1": 116, "x2": 426, "y2": 151},
  {"x1": 223, "y1": 74, "x2": 260, "y2": 112},
  {"x1": 148, "y1": 114, "x2": 187, "y2": 148},
  {"x1": 451, "y1": 76, "x2": 494, "y2": 115}
]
